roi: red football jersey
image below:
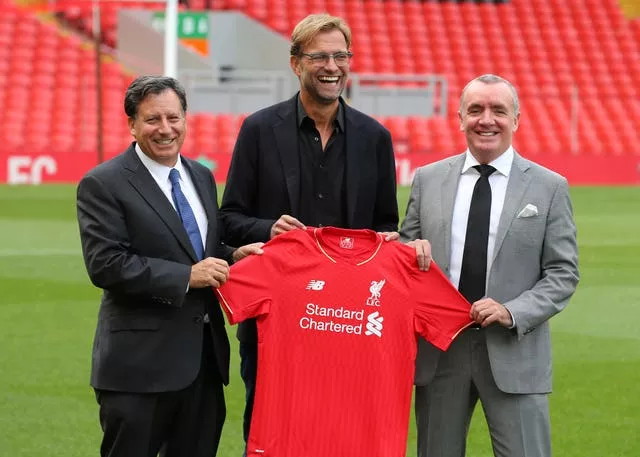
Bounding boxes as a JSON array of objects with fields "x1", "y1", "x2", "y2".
[{"x1": 216, "y1": 227, "x2": 472, "y2": 457}]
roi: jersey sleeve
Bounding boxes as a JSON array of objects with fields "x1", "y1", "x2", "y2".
[
  {"x1": 412, "y1": 262, "x2": 473, "y2": 351},
  {"x1": 215, "y1": 244, "x2": 276, "y2": 325}
]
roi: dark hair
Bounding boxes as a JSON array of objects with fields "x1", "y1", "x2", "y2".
[{"x1": 124, "y1": 76, "x2": 188, "y2": 119}]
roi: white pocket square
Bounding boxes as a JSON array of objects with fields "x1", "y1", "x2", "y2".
[{"x1": 517, "y1": 204, "x2": 538, "y2": 218}]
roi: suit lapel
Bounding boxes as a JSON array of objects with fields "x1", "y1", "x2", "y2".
[
  {"x1": 492, "y1": 152, "x2": 532, "y2": 263},
  {"x1": 273, "y1": 97, "x2": 301, "y2": 216},
  {"x1": 440, "y1": 154, "x2": 466, "y2": 271},
  {"x1": 344, "y1": 104, "x2": 363, "y2": 228},
  {"x1": 123, "y1": 147, "x2": 199, "y2": 262}
]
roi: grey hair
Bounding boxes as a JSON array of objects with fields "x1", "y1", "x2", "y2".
[{"x1": 459, "y1": 74, "x2": 520, "y2": 116}]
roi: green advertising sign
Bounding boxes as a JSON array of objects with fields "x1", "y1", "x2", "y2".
[{"x1": 151, "y1": 12, "x2": 209, "y2": 39}]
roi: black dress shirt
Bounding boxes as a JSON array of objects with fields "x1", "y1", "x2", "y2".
[{"x1": 296, "y1": 97, "x2": 347, "y2": 228}]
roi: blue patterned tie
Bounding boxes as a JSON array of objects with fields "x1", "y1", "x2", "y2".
[{"x1": 169, "y1": 168, "x2": 204, "y2": 260}]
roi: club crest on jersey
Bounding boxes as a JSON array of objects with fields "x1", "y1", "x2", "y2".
[
  {"x1": 366, "y1": 279, "x2": 386, "y2": 306},
  {"x1": 339, "y1": 237, "x2": 354, "y2": 249},
  {"x1": 306, "y1": 280, "x2": 325, "y2": 291}
]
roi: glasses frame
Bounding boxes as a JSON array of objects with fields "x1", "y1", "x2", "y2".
[{"x1": 299, "y1": 51, "x2": 353, "y2": 66}]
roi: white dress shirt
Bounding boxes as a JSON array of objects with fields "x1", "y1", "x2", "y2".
[
  {"x1": 135, "y1": 144, "x2": 208, "y2": 245},
  {"x1": 449, "y1": 147, "x2": 514, "y2": 292}
]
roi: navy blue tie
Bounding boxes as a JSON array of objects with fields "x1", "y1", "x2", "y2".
[{"x1": 169, "y1": 168, "x2": 204, "y2": 260}]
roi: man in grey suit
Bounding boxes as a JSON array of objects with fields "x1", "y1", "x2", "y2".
[
  {"x1": 77, "y1": 76, "x2": 262, "y2": 457},
  {"x1": 400, "y1": 74, "x2": 579, "y2": 457}
]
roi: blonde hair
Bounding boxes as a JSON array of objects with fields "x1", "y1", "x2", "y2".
[{"x1": 290, "y1": 13, "x2": 352, "y2": 56}]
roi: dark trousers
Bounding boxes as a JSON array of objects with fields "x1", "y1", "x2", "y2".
[
  {"x1": 239, "y1": 341, "x2": 258, "y2": 456},
  {"x1": 96, "y1": 326, "x2": 226, "y2": 457}
]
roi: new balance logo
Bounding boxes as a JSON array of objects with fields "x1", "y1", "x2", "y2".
[
  {"x1": 365, "y1": 311, "x2": 384, "y2": 337},
  {"x1": 306, "y1": 280, "x2": 325, "y2": 291}
]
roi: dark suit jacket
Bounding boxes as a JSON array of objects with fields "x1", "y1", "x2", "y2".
[
  {"x1": 77, "y1": 143, "x2": 233, "y2": 393},
  {"x1": 220, "y1": 95, "x2": 399, "y2": 342}
]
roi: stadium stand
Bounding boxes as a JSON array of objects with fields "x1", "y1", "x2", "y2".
[{"x1": 0, "y1": 0, "x2": 638, "y2": 163}]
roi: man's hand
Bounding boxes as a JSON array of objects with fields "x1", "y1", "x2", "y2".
[
  {"x1": 189, "y1": 257, "x2": 230, "y2": 289},
  {"x1": 232, "y1": 242, "x2": 265, "y2": 263},
  {"x1": 379, "y1": 231, "x2": 399, "y2": 242},
  {"x1": 270, "y1": 215, "x2": 306, "y2": 239},
  {"x1": 406, "y1": 239, "x2": 432, "y2": 271},
  {"x1": 469, "y1": 298, "x2": 513, "y2": 328}
]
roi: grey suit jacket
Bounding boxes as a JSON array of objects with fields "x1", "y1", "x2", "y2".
[
  {"x1": 77, "y1": 143, "x2": 233, "y2": 393},
  {"x1": 400, "y1": 151, "x2": 579, "y2": 394}
]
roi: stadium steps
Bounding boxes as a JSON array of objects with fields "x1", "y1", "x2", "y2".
[
  {"x1": 3, "y1": 0, "x2": 639, "y2": 156},
  {"x1": 194, "y1": 0, "x2": 636, "y2": 156},
  {"x1": 0, "y1": 5, "x2": 135, "y2": 153},
  {"x1": 43, "y1": 0, "x2": 640, "y2": 155}
]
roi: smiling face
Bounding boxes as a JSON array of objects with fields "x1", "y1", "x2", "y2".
[
  {"x1": 458, "y1": 80, "x2": 520, "y2": 163},
  {"x1": 290, "y1": 29, "x2": 349, "y2": 107},
  {"x1": 128, "y1": 89, "x2": 186, "y2": 167}
]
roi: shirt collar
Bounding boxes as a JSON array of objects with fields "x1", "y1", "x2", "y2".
[
  {"x1": 135, "y1": 142, "x2": 186, "y2": 183},
  {"x1": 296, "y1": 93, "x2": 345, "y2": 132},
  {"x1": 461, "y1": 146, "x2": 514, "y2": 177}
]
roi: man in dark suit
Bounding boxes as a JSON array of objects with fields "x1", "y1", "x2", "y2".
[
  {"x1": 77, "y1": 76, "x2": 262, "y2": 457},
  {"x1": 220, "y1": 13, "x2": 431, "y2": 454}
]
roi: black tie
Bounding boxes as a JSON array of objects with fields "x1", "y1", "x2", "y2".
[{"x1": 458, "y1": 164, "x2": 496, "y2": 303}]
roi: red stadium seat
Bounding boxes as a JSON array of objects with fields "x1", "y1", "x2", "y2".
[
  {"x1": 385, "y1": 116, "x2": 409, "y2": 143},
  {"x1": 1, "y1": 0, "x2": 637, "y2": 159}
]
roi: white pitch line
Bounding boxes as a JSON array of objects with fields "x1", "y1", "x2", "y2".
[{"x1": 0, "y1": 249, "x2": 80, "y2": 257}]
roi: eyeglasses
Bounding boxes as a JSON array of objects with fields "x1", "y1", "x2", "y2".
[{"x1": 300, "y1": 51, "x2": 353, "y2": 66}]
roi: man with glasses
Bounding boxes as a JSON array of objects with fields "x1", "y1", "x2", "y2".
[{"x1": 221, "y1": 12, "x2": 430, "y2": 455}]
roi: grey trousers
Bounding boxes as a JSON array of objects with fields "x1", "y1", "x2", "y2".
[{"x1": 415, "y1": 328, "x2": 551, "y2": 457}]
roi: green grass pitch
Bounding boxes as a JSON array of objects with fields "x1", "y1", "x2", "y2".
[{"x1": 0, "y1": 184, "x2": 639, "y2": 456}]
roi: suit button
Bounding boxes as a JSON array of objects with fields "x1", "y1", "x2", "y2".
[{"x1": 193, "y1": 316, "x2": 203, "y2": 324}]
